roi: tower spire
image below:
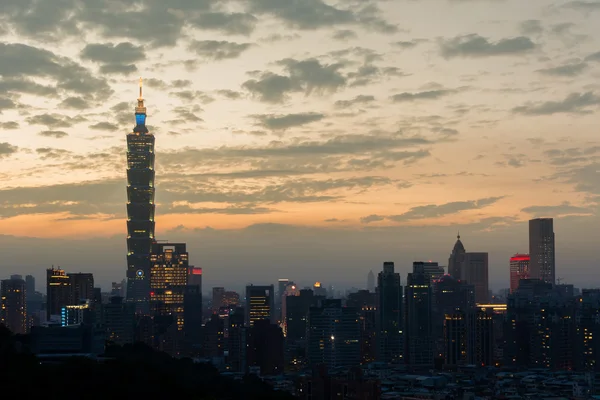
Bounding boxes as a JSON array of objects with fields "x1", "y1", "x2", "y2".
[
  {"x1": 457, "y1": 231, "x2": 460, "y2": 240},
  {"x1": 138, "y1": 77, "x2": 143, "y2": 101}
]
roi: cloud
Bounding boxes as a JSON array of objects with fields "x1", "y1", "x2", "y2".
[
  {"x1": 332, "y1": 29, "x2": 357, "y2": 41},
  {"x1": 565, "y1": 1, "x2": 600, "y2": 11},
  {"x1": 586, "y1": 51, "x2": 600, "y2": 61},
  {"x1": 521, "y1": 202, "x2": 593, "y2": 217},
  {"x1": 59, "y1": 97, "x2": 88, "y2": 110},
  {"x1": 513, "y1": 92, "x2": 600, "y2": 115},
  {"x1": 519, "y1": 20, "x2": 543, "y2": 35},
  {"x1": 0, "y1": 97, "x2": 17, "y2": 110},
  {"x1": 26, "y1": 113, "x2": 82, "y2": 128},
  {"x1": 439, "y1": 34, "x2": 536, "y2": 58},
  {"x1": 0, "y1": 142, "x2": 18, "y2": 158},
  {"x1": 0, "y1": 121, "x2": 19, "y2": 129},
  {"x1": 334, "y1": 95, "x2": 375, "y2": 108},
  {"x1": 36, "y1": 148, "x2": 73, "y2": 160},
  {"x1": 80, "y1": 42, "x2": 145, "y2": 64},
  {"x1": 254, "y1": 112, "x2": 325, "y2": 130},
  {"x1": 0, "y1": 43, "x2": 112, "y2": 100},
  {"x1": 392, "y1": 39, "x2": 427, "y2": 49},
  {"x1": 89, "y1": 122, "x2": 119, "y2": 131},
  {"x1": 100, "y1": 64, "x2": 137, "y2": 75},
  {"x1": 243, "y1": 58, "x2": 346, "y2": 103},
  {"x1": 536, "y1": 63, "x2": 588, "y2": 77},
  {"x1": 360, "y1": 214, "x2": 385, "y2": 224},
  {"x1": 38, "y1": 130, "x2": 69, "y2": 138},
  {"x1": 188, "y1": 12, "x2": 258, "y2": 35},
  {"x1": 388, "y1": 197, "x2": 504, "y2": 222},
  {"x1": 247, "y1": 0, "x2": 354, "y2": 29},
  {"x1": 391, "y1": 90, "x2": 455, "y2": 102},
  {"x1": 188, "y1": 40, "x2": 253, "y2": 60}
]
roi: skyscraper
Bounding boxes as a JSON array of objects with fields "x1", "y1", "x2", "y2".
[
  {"x1": 405, "y1": 265, "x2": 434, "y2": 368},
  {"x1": 461, "y1": 253, "x2": 489, "y2": 304},
  {"x1": 377, "y1": 261, "x2": 403, "y2": 364},
  {"x1": 46, "y1": 267, "x2": 71, "y2": 320},
  {"x1": 367, "y1": 270, "x2": 375, "y2": 293},
  {"x1": 509, "y1": 254, "x2": 530, "y2": 293},
  {"x1": 448, "y1": 233, "x2": 466, "y2": 279},
  {"x1": 245, "y1": 284, "x2": 275, "y2": 327},
  {"x1": 126, "y1": 78, "x2": 156, "y2": 312},
  {"x1": 1, "y1": 277, "x2": 27, "y2": 334},
  {"x1": 529, "y1": 218, "x2": 555, "y2": 285}
]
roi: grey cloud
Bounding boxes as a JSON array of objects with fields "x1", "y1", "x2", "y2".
[
  {"x1": 188, "y1": 40, "x2": 253, "y2": 60},
  {"x1": 519, "y1": 20, "x2": 543, "y2": 35},
  {"x1": 59, "y1": 97, "x2": 88, "y2": 110},
  {"x1": 100, "y1": 64, "x2": 137, "y2": 75},
  {"x1": 392, "y1": 39, "x2": 427, "y2": 49},
  {"x1": 391, "y1": 90, "x2": 455, "y2": 102},
  {"x1": 360, "y1": 214, "x2": 385, "y2": 224},
  {"x1": 335, "y1": 95, "x2": 375, "y2": 108},
  {"x1": 440, "y1": 34, "x2": 536, "y2": 58},
  {"x1": 189, "y1": 12, "x2": 257, "y2": 35},
  {"x1": 0, "y1": 43, "x2": 112, "y2": 101},
  {"x1": 0, "y1": 142, "x2": 18, "y2": 158},
  {"x1": 388, "y1": 196, "x2": 504, "y2": 222},
  {"x1": 0, "y1": 79, "x2": 57, "y2": 97},
  {"x1": 543, "y1": 147, "x2": 600, "y2": 165},
  {"x1": 513, "y1": 92, "x2": 600, "y2": 115},
  {"x1": 89, "y1": 122, "x2": 119, "y2": 131},
  {"x1": 537, "y1": 63, "x2": 588, "y2": 77},
  {"x1": 586, "y1": 51, "x2": 600, "y2": 61},
  {"x1": 332, "y1": 30, "x2": 357, "y2": 41},
  {"x1": 36, "y1": 147, "x2": 73, "y2": 160},
  {"x1": 565, "y1": 1, "x2": 600, "y2": 11},
  {"x1": 2, "y1": 0, "x2": 79, "y2": 41},
  {"x1": 38, "y1": 130, "x2": 69, "y2": 138},
  {"x1": 243, "y1": 58, "x2": 346, "y2": 103},
  {"x1": 521, "y1": 202, "x2": 592, "y2": 217},
  {"x1": 168, "y1": 106, "x2": 204, "y2": 124},
  {"x1": 26, "y1": 113, "x2": 82, "y2": 128},
  {"x1": 0, "y1": 121, "x2": 19, "y2": 129},
  {"x1": 247, "y1": 0, "x2": 355, "y2": 29},
  {"x1": 217, "y1": 90, "x2": 243, "y2": 99},
  {"x1": 171, "y1": 91, "x2": 214, "y2": 104},
  {"x1": 0, "y1": 97, "x2": 17, "y2": 110},
  {"x1": 254, "y1": 112, "x2": 325, "y2": 130},
  {"x1": 80, "y1": 42, "x2": 145, "y2": 64}
]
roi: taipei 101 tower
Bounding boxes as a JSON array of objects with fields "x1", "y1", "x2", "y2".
[{"x1": 126, "y1": 78, "x2": 156, "y2": 313}]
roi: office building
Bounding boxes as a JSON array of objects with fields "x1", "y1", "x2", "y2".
[
  {"x1": 212, "y1": 287, "x2": 225, "y2": 313},
  {"x1": 25, "y1": 275, "x2": 35, "y2": 298},
  {"x1": 509, "y1": 254, "x2": 530, "y2": 293},
  {"x1": 246, "y1": 320, "x2": 284, "y2": 375},
  {"x1": 405, "y1": 266, "x2": 434, "y2": 368},
  {"x1": 126, "y1": 78, "x2": 156, "y2": 312},
  {"x1": 149, "y1": 242, "x2": 189, "y2": 331},
  {"x1": 185, "y1": 266, "x2": 203, "y2": 355},
  {"x1": 529, "y1": 218, "x2": 556, "y2": 285},
  {"x1": 413, "y1": 261, "x2": 445, "y2": 281},
  {"x1": 443, "y1": 308, "x2": 494, "y2": 367},
  {"x1": 245, "y1": 284, "x2": 275, "y2": 326},
  {"x1": 1, "y1": 277, "x2": 27, "y2": 334},
  {"x1": 461, "y1": 253, "x2": 489, "y2": 304},
  {"x1": 61, "y1": 301, "x2": 93, "y2": 326},
  {"x1": 448, "y1": 233, "x2": 466, "y2": 279},
  {"x1": 103, "y1": 296, "x2": 136, "y2": 345},
  {"x1": 285, "y1": 289, "x2": 323, "y2": 343},
  {"x1": 46, "y1": 267, "x2": 71, "y2": 320},
  {"x1": 69, "y1": 273, "x2": 94, "y2": 303},
  {"x1": 367, "y1": 270, "x2": 375, "y2": 293},
  {"x1": 376, "y1": 261, "x2": 403, "y2": 364},
  {"x1": 313, "y1": 282, "x2": 327, "y2": 297},
  {"x1": 307, "y1": 299, "x2": 361, "y2": 368}
]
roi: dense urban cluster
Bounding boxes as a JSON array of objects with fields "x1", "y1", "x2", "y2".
[{"x1": 2, "y1": 87, "x2": 600, "y2": 399}]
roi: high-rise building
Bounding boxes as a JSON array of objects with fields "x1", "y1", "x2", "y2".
[
  {"x1": 246, "y1": 320, "x2": 285, "y2": 375},
  {"x1": 509, "y1": 254, "x2": 530, "y2": 293},
  {"x1": 149, "y1": 242, "x2": 189, "y2": 332},
  {"x1": 307, "y1": 299, "x2": 361, "y2": 368},
  {"x1": 25, "y1": 275, "x2": 35, "y2": 298},
  {"x1": 285, "y1": 289, "x2": 323, "y2": 343},
  {"x1": 405, "y1": 266, "x2": 434, "y2": 368},
  {"x1": 413, "y1": 261, "x2": 445, "y2": 281},
  {"x1": 185, "y1": 266, "x2": 203, "y2": 356},
  {"x1": 367, "y1": 270, "x2": 375, "y2": 293},
  {"x1": 69, "y1": 273, "x2": 94, "y2": 304},
  {"x1": 126, "y1": 78, "x2": 156, "y2": 312},
  {"x1": 1, "y1": 277, "x2": 27, "y2": 334},
  {"x1": 61, "y1": 301, "x2": 92, "y2": 327},
  {"x1": 377, "y1": 261, "x2": 403, "y2": 364},
  {"x1": 245, "y1": 284, "x2": 274, "y2": 327},
  {"x1": 46, "y1": 267, "x2": 71, "y2": 320},
  {"x1": 529, "y1": 218, "x2": 555, "y2": 285},
  {"x1": 103, "y1": 296, "x2": 136, "y2": 345},
  {"x1": 461, "y1": 253, "x2": 489, "y2": 304},
  {"x1": 212, "y1": 287, "x2": 225, "y2": 313},
  {"x1": 448, "y1": 233, "x2": 466, "y2": 279}
]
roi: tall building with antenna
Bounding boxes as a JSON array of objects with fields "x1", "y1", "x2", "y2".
[{"x1": 126, "y1": 78, "x2": 156, "y2": 313}]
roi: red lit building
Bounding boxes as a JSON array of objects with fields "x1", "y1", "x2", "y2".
[{"x1": 509, "y1": 254, "x2": 530, "y2": 293}]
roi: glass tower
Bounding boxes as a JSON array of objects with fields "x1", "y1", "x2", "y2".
[{"x1": 126, "y1": 78, "x2": 156, "y2": 313}]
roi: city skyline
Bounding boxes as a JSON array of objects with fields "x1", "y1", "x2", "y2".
[{"x1": 2, "y1": 1, "x2": 600, "y2": 291}]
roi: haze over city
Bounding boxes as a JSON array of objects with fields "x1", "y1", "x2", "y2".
[{"x1": 1, "y1": 0, "x2": 600, "y2": 292}]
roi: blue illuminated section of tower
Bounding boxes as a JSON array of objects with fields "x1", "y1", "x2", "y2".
[{"x1": 126, "y1": 78, "x2": 155, "y2": 314}]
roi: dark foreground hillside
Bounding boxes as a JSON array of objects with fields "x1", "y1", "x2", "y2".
[{"x1": 0, "y1": 325, "x2": 295, "y2": 400}]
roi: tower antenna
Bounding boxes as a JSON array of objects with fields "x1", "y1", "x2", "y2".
[{"x1": 138, "y1": 77, "x2": 143, "y2": 101}]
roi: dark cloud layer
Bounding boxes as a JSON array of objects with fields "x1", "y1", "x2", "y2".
[{"x1": 440, "y1": 34, "x2": 536, "y2": 58}]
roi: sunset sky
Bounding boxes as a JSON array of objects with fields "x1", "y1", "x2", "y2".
[{"x1": 1, "y1": 0, "x2": 600, "y2": 292}]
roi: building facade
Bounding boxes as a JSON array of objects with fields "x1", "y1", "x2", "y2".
[
  {"x1": 126, "y1": 79, "x2": 156, "y2": 312},
  {"x1": 1, "y1": 277, "x2": 27, "y2": 334},
  {"x1": 461, "y1": 252, "x2": 489, "y2": 304},
  {"x1": 509, "y1": 254, "x2": 530, "y2": 293},
  {"x1": 529, "y1": 218, "x2": 556, "y2": 285},
  {"x1": 376, "y1": 261, "x2": 403, "y2": 364},
  {"x1": 245, "y1": 284, "x2": 275, "y2": 326}
]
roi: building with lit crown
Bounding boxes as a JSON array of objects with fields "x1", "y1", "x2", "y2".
[
  {"x1": 509, "y1": 254, "x2": 530, "y2": 293},
  {"x1": 126, "y1": 78, "x2": 156, "y2": 313}
]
